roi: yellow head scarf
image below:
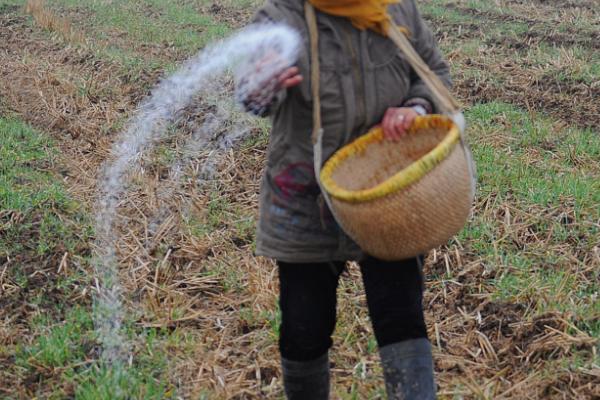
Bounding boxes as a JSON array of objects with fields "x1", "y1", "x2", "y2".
[{"x1": 308, "y1": 0, "x2": 399, "y2": 36}]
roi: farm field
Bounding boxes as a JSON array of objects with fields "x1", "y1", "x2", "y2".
[{"x1": 0, "y1": 0, "x2": 598, "y2": 398}]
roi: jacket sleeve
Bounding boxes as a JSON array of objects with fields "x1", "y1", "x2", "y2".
[{"x1": 403, "y1": 0, "x2": 452, "y2": 113}]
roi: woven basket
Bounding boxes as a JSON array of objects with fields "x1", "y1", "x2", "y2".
[{"x1": 320, "y1": 115, "x2": 474, "y2": 260}]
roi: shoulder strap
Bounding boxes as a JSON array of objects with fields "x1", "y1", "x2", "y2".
[
  {"x1": 305, "y1": 3, "x2": 340, "y2": 221},
  {"x1": 386, "y1": 24, "x2": 460, "y2": 114},
  {"x1": 304, "y1": 2, "x2": 322, "y2": 146}
]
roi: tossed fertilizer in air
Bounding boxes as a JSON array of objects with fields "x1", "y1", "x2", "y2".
[{"x1": 93, "y1": 23, "x2": 300, "y2": 368}]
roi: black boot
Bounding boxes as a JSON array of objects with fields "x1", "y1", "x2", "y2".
[
  {"x1": 281, "y1": 353, "x2": 329, "y2": 400},
  {"x1": 379, "y1": 338, "x2": 436, "y2": 400}
]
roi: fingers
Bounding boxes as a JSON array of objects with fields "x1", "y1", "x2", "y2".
[
  {"x1": 392, "y1": 113, "x2": 406, "y2": 139},
  {"x1": 282, "y1": 74, "x2": 303, "y2": 88},
  {"x1": 278, "y1": 66, "x2": 299, "y2": 82},
  {"x1": 402, "y1": 112, "x2": 416, "y2": 132},
  {"x1": 383, "y1": 108, "x2": 404, "y2": 141},
  {"x1": 381, "y1": 108, "x2": 418, "y2": 141},
  {"x1": 241, "y1": 65, "x2": 301, "y2": 115},
  {"x1": 382, "y1": 108, "x2": 398, "y2": 141},
  {"x1": 278, "y1": 67, "x2": 303, "y2": 89}
]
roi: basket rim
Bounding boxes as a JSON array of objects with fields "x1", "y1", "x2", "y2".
[{"x1": 320, "y1": 114, "x2": 460, "y2": 203}]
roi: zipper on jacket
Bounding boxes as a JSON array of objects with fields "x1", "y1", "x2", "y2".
[
  {"x1": 338, "y1": 24, "x2": 368, "y2": 253},
  {"x1": 342, "y1": 24, "x2": 366, "y2": 136}
]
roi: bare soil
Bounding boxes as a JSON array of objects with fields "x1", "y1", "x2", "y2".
[{"x1": 424, "y1": 1, "x2": 600, "y2": 129}]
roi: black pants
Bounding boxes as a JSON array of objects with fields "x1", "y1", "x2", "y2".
[{"x1": 278, "y1": 256, "x2": 427, "y2": 361}]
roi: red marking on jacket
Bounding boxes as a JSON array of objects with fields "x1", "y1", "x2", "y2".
[{"x1": 273, "y1": 162, "x2": 317, "y2": 200}]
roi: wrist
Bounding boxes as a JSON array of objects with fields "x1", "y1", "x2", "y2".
[
  {"x1": 411, "y1": 105, "x2": 427, "y2": 116},
  {"x1": 402, "y1": 97, "x2": 433, "y2": 114}
]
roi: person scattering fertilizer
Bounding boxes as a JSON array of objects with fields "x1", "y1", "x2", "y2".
[{"x1": 238, "y1": 1, "x2": 454, "y2": 398}]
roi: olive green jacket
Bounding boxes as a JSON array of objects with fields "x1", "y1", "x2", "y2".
[{"x1": 253, "y1": 0, "x2": 451, "y2": 262}]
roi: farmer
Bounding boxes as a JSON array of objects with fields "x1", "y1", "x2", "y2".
[{"x1": 239, "y1": 0, "x2": 451, "y2": 398}]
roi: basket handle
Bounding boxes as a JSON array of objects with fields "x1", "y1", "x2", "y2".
[{"x1": 386, "y1": 24, "x2": 460, "y2": 115}]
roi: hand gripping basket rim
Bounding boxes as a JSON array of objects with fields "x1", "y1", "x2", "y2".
[{"x1": 320, "y1": 115, "x2": 460, "y2": 203}]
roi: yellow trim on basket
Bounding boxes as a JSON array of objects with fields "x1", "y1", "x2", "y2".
[{"x1": 320, "y1": 115, "x2": 460, "y2": 203}]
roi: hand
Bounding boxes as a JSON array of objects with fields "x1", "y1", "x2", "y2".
[
  {"x1": 381, "y1": 107, "x2": 418, "y2": 141},
  {"x1": 276, "y1": 66, "x2": 303, "y2": 90},
  {"x1": 237, "y1": 54, "x2": 303, "y2": 115}
]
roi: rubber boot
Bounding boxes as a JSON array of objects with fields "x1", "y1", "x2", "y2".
[
  {"x1": 379, "y1": 338, "x2": 436, "y2": 400},
  {"x1": 281, "y1": 353, "x2": 329, "y2": 400}
]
